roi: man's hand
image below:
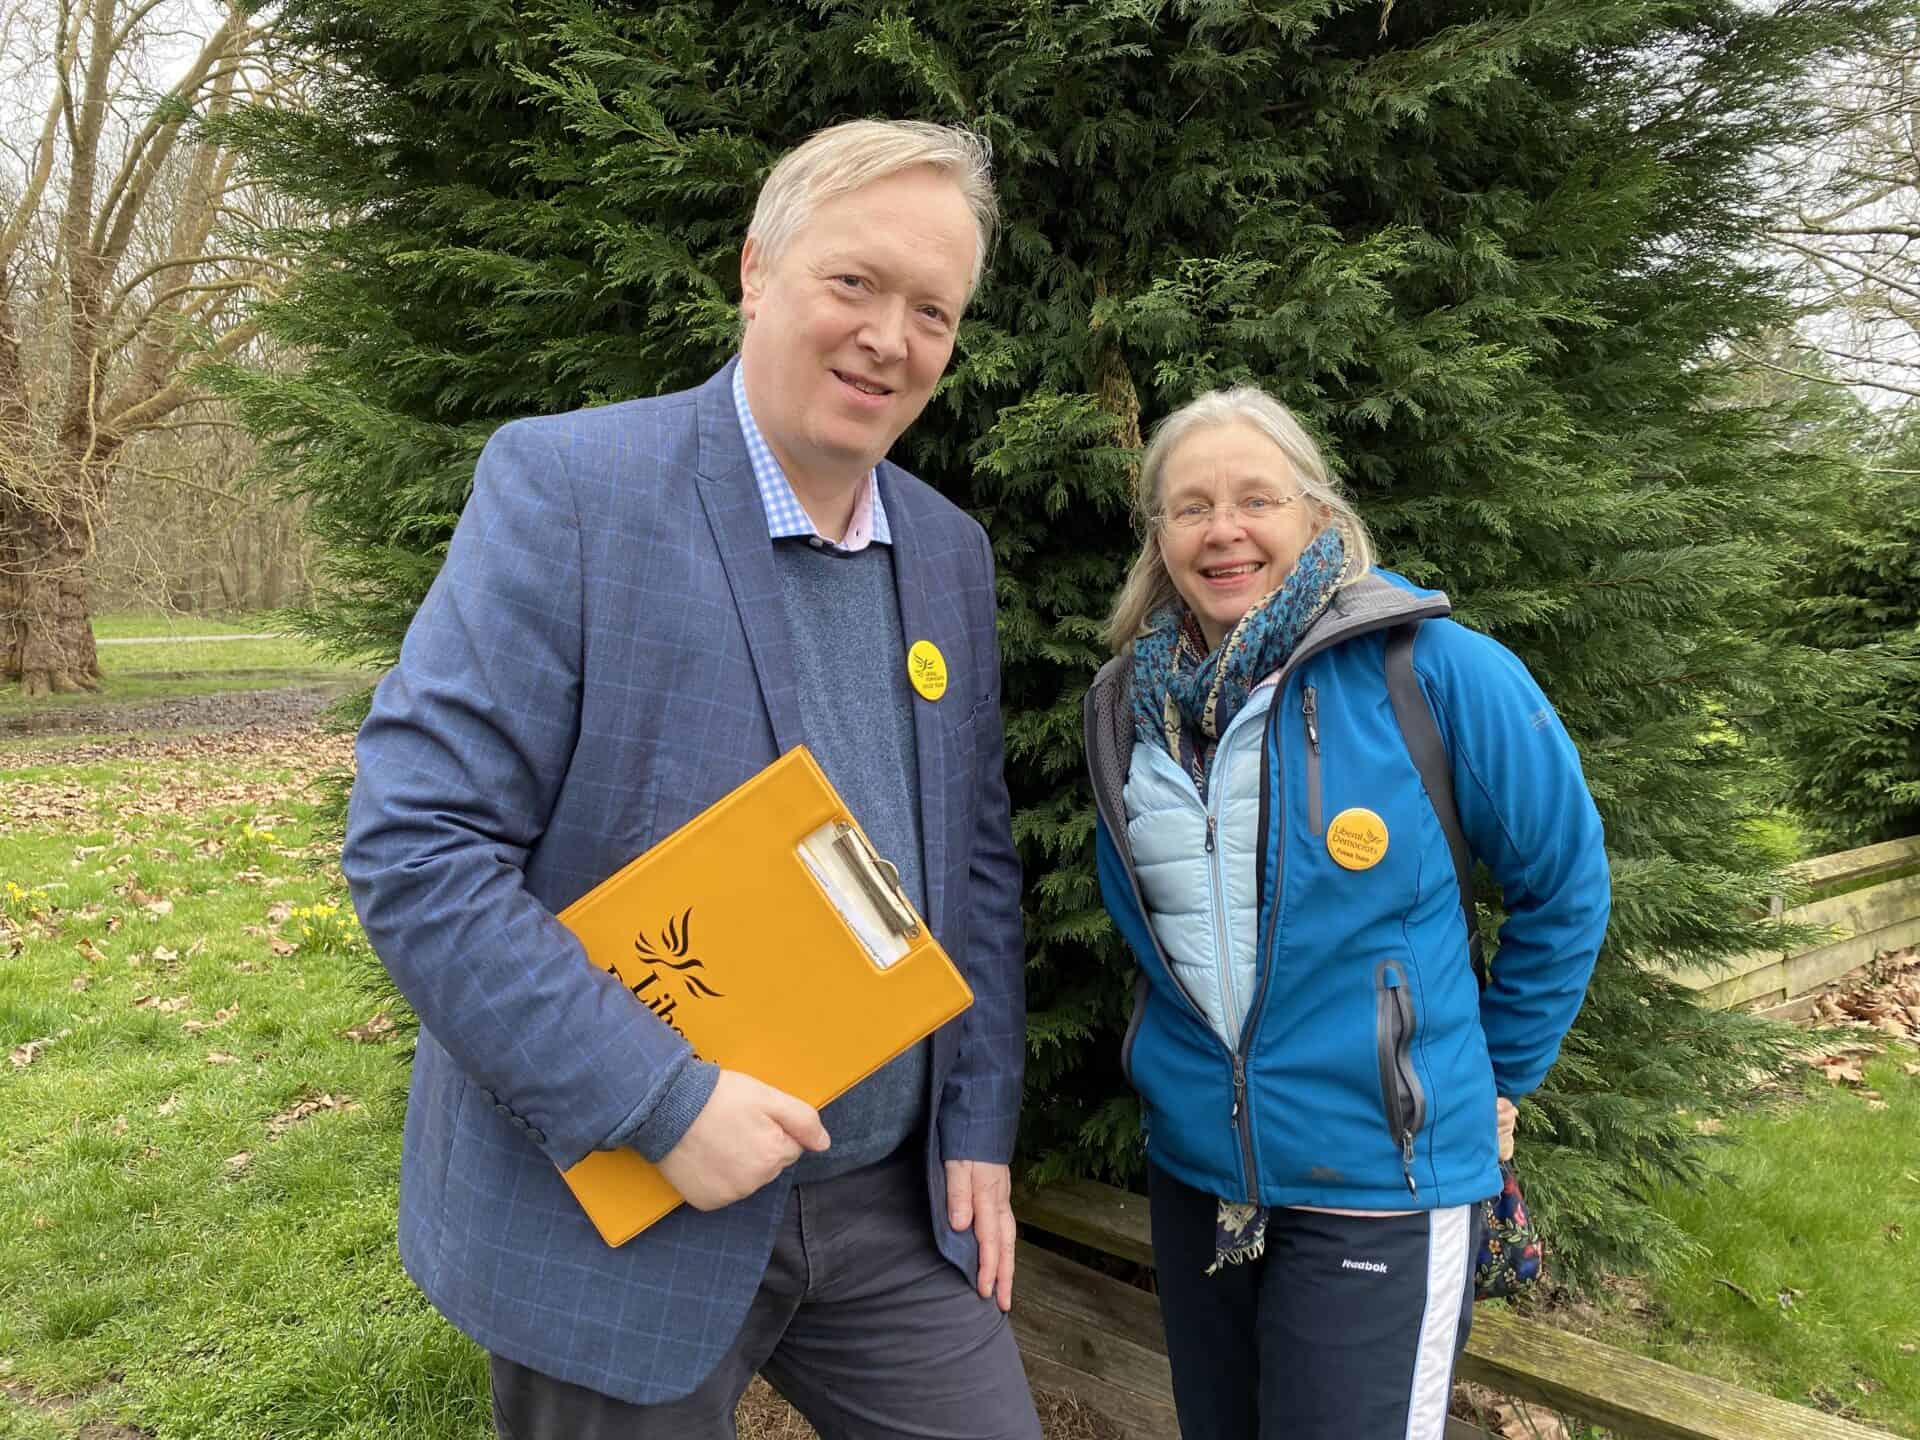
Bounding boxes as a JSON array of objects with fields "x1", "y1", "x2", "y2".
[
  {"x1": 944, "y1": 1159, "x2": 1015, "y2": 1312},
  {"x1": 657, "y1": 1070, "x2": 829, "y2": 1211},
  {"x1": 1496, "y1": 1095, "x2": 1518, "y2": 1163}
]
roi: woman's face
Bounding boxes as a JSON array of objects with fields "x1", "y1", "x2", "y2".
[{"x1": 1158, "y1": 420, "x2": 1322, "y2": 651}]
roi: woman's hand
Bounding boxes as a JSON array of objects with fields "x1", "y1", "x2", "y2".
[{"x1": 1495, "y1": 1096, "x2": 1518, "y2": 1162}]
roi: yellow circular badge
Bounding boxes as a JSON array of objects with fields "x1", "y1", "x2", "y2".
[
  {"x1": 1326, "y1": 808, "x2": 1389, "y2": 871},
  {"x1": 908, "y1": 640, "x2": 948, "y2": 701}
]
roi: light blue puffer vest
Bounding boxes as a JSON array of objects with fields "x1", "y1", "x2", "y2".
[{"x1": 1122, "y1": 684, "x2": 1273, "y2": 1051}]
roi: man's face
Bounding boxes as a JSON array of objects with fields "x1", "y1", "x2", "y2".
[{"x1": 738, "y1": 165, "x2": 976, "y2": 495}]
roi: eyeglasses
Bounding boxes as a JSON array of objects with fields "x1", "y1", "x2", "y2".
[{"x1": 1155, "y1": 492, "x2": 1303, "y2": 530}]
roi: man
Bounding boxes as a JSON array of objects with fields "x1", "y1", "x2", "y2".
[{"x1": 343, "y1": 120, "x2": 1037, "y2": 1439}]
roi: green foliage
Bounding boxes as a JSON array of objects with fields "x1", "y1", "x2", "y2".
[
  {"x1": 1770, "y1": 411, "x2": 1920, "y2": 848},
  {"x1": 211, "y1": 0, "x2": 1910, "y2": 1283}
]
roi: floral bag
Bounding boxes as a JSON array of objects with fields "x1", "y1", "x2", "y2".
[{"x1": 1474, "y1": 1160, "x2": 1543, "y2": 1301}]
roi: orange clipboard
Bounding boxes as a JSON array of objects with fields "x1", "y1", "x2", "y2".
[{"x1": 555, "y1": 746, "x2": 973, "y2": 1246}]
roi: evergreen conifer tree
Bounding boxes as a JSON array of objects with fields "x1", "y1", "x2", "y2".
[
  {"x1": 213, "y1": 0, "x2": 1904, "y2": 1281},
  {"x1": 1771, "y1": 418, "x2": 1920, "y2": 847}
]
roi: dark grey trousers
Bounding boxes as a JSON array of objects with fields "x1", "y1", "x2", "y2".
[
  {"x1": 490, "y1": 1150, "x2": 1041, "y2": 1440},
  {"x1": 1148, "y1": 1161, "x2": 1481, "y2": 1440}
]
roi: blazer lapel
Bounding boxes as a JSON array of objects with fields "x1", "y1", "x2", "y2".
[
  {"x1": 883, "y1": 469, "x2": 950, "y2": 943},
  {"x1": 692, "y1": 364, "x2": 805, "y2": 756}
]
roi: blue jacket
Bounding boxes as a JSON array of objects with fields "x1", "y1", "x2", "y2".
[
  {"x1": 343, "y1": 362, "x2": 1025, "y2": 1404},
  {"x1": 1083, "y1": 571, "x2": 1609, "y2": 1210}
]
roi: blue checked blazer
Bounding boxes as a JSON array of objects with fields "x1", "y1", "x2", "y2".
[{"x1": 342, "y1": 361, "x2": 1026, "y2": 1405}]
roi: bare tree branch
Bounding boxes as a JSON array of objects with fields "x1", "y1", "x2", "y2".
[{"x1": 1732, "y1": 345, "x2": 1920, "y2": 402}]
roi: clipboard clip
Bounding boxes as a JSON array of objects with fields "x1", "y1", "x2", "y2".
[{"x1": 832, "y1": 822, "x2": 922, "y2": 939}]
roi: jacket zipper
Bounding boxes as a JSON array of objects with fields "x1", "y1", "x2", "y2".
[
  {"x1": 1206, "y1": 768, "x2": 1245, "y2": 1043},
  {"x1": 1239, "y1": 611, "x2": 1442, "y2": 1204},
  {"x1": 1231, "y1": 1053, "x2": 1256, "y2": 1196},
  {"x1": 1376, "y1": 962, "x2": 1426, "y2": 1195},
  {"x1": 1302, "y1": 685, "x2": 1322, "y2": 835}
]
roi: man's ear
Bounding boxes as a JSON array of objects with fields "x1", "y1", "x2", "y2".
[{"x1": 739, "y1": 237, "x2": 764, "y2": 323}]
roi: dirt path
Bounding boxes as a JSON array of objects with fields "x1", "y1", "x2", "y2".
[{"x1": 0, "y1": 681, "x2": 356, "y2": 742}]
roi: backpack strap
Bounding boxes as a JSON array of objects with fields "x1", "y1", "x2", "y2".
[{"x1": 1384, "y1": 621, "x2": 1487, "y2": 987}]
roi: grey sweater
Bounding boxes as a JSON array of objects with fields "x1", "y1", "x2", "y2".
[{"x1": 773, "y1": 539, "x2": 929, "y2": 1181}]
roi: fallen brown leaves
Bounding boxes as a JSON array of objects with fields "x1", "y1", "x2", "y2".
[
  {"x1": 1488, "y1": 1401, "x2": 1571, "y2": 1440},
  {"x1": 181, "y1": 1005, "x2": 238, "y2": 1036},
  {"x1": 8, "y1": 1029, "x2": 71, "y2": 1068},
  {"x1": 1, "y1": 729, "x2": 352, "y2": 835},
  {"x1": 344, "y1": 1011, "x2": 395, "y2": 1043},
  {"x1": 266, "y1": 1092, "x2": 360, "y2": 1137},
  {"x1": 1809, "y1": 1040, "x2": 1880, "y2": 1091},
  {"x1": 1454, "y1": 1382, "x2": 1574, "y2": 1439},
  {"x1": 1800, "y1": 946, "x2": 1919, "y2": 1105},
  {"x1": 208, "y1": 1095, "x2": 363, "y2": 1183},
  {"x1": 1805, "y1": 946, "x2": 1920, "y2": 1042}
]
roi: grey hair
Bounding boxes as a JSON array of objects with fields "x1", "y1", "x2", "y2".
[
  {"x1": 747, "y1": 119, "x2": 998, "y2": 299},
  {"x1": 1103, "y1": 386, "x2": 1377, "y2": 655}
]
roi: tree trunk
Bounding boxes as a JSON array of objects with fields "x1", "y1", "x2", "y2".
[{"x1": 0, "y1": 490, "x2": 102, "y2": 697}]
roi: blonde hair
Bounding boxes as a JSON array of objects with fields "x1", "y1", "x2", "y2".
[
  {"x1": 747, "y1": 119, "x2": 998, "y2": 299},
  {"x1": 1103, "y1": 386, "x2": 1377, "y2": 654}
]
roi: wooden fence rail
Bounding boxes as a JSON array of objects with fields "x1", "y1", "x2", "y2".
[
  {"x1": 1668, "y1": 834, "x2": 1920, "y2": 1013},
  {"x1": 1013, "y1": 1178, "x2": 1899, "y2": 1439}
]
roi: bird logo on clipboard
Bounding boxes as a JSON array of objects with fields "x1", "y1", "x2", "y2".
[{"x1": 605, "y1": 906, "x2": 725, "y2": 1051}]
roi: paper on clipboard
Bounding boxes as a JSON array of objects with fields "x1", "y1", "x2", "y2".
[{"x1": 797, "y1": 820, "x2": 916, "y2": 969}]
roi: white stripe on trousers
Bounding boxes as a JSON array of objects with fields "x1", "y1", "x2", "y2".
[{"x1": 1404, "y1": 1203, "x2": 1473, "y2": 1440}]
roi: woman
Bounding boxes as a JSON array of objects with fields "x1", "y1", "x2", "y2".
[{"x1": 1082, "y1": 386, "x2": 1610, "y2": 1439}]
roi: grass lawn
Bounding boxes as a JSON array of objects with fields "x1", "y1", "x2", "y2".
[
  {"x1": 0, "y1": 614, "x2": 361, "y2": 721},
  {"x1": 90, "y1": 613, "x2": 284, "y2": 641},
  {"x1": 1579, "y1": 1054, "x2": 1920, "y2": 1436},
  {"x1": 0, "y1": 735, "x2": 491, "y2": 1440}
]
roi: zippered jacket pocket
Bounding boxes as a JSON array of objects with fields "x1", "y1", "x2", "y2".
[{"x1": 1374, "y1": 959, "x2": 1427, "y2": 1195}]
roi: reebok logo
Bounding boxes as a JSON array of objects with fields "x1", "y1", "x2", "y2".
[{"x1": 1341, "y1": 1258, "x2": 1389, "y2": 1274}]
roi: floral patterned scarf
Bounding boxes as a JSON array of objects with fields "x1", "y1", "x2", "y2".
[
  {"x1": 1129, "y1": 526, "x2": 1350, "y2": 1272},
  {"x1": 1131, "y1": 527, "x2": 1348, "y2": 800}
]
